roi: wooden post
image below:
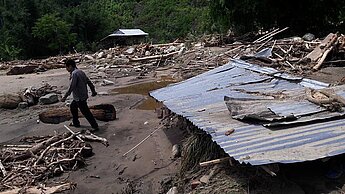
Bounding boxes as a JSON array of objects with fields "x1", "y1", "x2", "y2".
[{"x1": 199, "y1": 157, "x2": 231, "y2": 167}]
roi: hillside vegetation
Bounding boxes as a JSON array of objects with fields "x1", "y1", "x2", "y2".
[{"x1": 0, "y1": 0, "x2": 344, "y2": 60}]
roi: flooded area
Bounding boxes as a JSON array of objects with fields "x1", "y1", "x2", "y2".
[{"x1": 111, "y1": 76, "x2": 176, "y2": 110}]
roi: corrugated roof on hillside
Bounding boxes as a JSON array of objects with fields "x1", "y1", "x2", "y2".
[
  {"x1": 150, "y1": 59, "x2": 345, "y2": 165},
  {"x1": 108, "y1": 29, "x2": 148, "y2": 37}
]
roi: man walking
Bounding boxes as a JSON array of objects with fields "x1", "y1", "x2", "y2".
[{"x1": 61, "y1": 59, "x2": 99, "y2": 131}]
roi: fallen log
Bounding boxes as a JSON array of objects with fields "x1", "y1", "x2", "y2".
[
  {"x1": 129, "y1": 51, "x2": 179, "y2": 62},
  {"x1": 0, "y1": 94, "x2": 22, "y2": 109},
  {"x1": 6, "y1": 65, "x2": 39, "y2": 75},
  {"x1": 39, "y1": 104, "x2": 116, "y2": 124}
]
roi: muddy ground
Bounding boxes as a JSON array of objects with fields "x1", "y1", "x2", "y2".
[{"x1": 1, "y1": 56, "x2": 345, "y2": 194}]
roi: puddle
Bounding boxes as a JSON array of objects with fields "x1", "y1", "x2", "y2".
[{"x1": 111, "y1": 76, "x2": 176, "y2": 110}]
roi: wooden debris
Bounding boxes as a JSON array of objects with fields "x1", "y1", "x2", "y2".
[
  {"x1": 0, "y1": 182, "x2": 75, "y2": 194},
  {"x1": 0, "y1": 129, "x2": 107, "y2": 192},
  {"x1": 199, "y1": 157, "x2": 231, "y2": 167},
  {"x1": 224, "y1": 129, "x2": 235, "y2": 136},
  {"x1": 313, "y1": 46, "x2": 333, "y2": 70},
  {"x1": 0, "y1": 94, "x2": 22, "y2": 109},
  {"x1": 306, "y1": 33, "x2": 337, "y2": 62},
  {"x1": 39, "y1": 103, "x2": 116, "y2": 124},
  {"x1": 254, "y1": 27, "x2": 289, "y2": 43},
  {"x1": 261, "y1": 166, "x2": 277, "y2": 176},
  {"x1": 6, "y1": 65, "x2": 38, "y2": 75},
  {"x1": 123, "y1": 125, "x2": 164, "y2": 156},
  {"x1": 129, "y1": 51, "x2": 180, "y2": 62},
  {"x1": 0, "y1": 160, "x2": 7, "y2": 177}
]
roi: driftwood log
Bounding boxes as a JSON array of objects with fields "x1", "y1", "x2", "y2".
[
  {"x1": 6, "y1": 65, "x2": 39, "y2": 75},
  {"x1": 0, "y1": 94, "x2": 22, "y2": 109},
  {"x1": 39, "y1": 104, "x2": 116, "y2": 124}
]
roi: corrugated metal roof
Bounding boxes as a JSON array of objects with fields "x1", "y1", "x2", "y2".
[
  {"x1": 109, "y1": 29, "x2": 148, "y2": 37},
  {"x1": 150, "y1": 59, "x2": 345, "y2": 166}
]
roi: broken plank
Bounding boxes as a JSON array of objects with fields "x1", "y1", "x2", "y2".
[
  {"x1": 0, "y1": 160, "x2": 7, "y2": 177},
  {"x1": 129, "y1": 51, "x2": 179, "y2": 62},
  {"x1": 199, "y1": 157, "x2": 231, "y2": 167},
  {"x1": 313, "y1": 46, "x2": 333, "y2": 70},
  {"x1": 305, "y1": 33, "x2": 337, "y2": 63}
]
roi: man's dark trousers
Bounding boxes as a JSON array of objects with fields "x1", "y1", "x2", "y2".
[{"x1": 70, "y1": 100, "x2": 98, "y2": 129}]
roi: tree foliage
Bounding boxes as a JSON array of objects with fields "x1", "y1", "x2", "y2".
[
  {"x1": 0, "y1": 0, "x2": 344, "y2": 60},
  {"x1": 32, "y1": 14, "x2": 76, "y2": 54},
  {"x1": 209, "y1": 0, "x2": 345, "y2": 35}
]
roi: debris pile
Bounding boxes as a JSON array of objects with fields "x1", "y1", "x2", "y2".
[
  {"x1": 0, "y1": 128, "x2": 108, "y2": 193},
  {"x1": 1, "y1": 28, "x2": 344, "y2": 81},
  {"x1": 3, "y1": 54, "x2": 82, "y2": 75},
  {"x1": 0, "y1": 83, "x2": 60, "y2": 109}
]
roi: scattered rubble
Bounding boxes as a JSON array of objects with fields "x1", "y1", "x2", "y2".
[{"x1": 1, "y1": 29, "x2": 344, "y2": 83}]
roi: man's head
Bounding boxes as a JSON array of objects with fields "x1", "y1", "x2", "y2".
[{"x1": 65, "y1": 59, "x2": 76, "y2": 72}]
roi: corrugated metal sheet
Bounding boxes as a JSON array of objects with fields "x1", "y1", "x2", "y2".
[
  {"x1": 150, "y1": 59, "x2": 345, "y2": 166},
  {"x1": 109, "y1": 29, "x2": 148, "y2": 37}
]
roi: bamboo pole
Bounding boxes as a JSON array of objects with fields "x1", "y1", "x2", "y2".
[{"x1": 123, "y1": 125, "x2": 164, "y2": 156}]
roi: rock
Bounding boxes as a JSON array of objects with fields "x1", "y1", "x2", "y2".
[
  {"x1": 125, "y1": 47, "x2": 135, "y2": 55},
  {"x1": 84, "y1": 55, "x2": 94, "y2": 61},
  {"x1": 199, "y1": 175, "x2": 210, "y2": 184},
  {"x1": 166, "y1": 187, "x2": 178, "y2": 194},
  {"x1": 39, "y1": 93, "x2": 58, "y2": 105},
  {"x1": 178, "y1": 47, "x2": 186, "y2": 56},
  {"x1": 165, "y1": 46, "x2": 177, "y2": 53},
  {"x1": 101, "y1": 79, "x2": 115, "y2": 86},
  {"x1": 171, "y1": 144, "x2": 181, "y2": 158},
  {"x1": 106, "y1": 54, "x2": 112, "y2": 59},
  {"x1": 191, "y1": 180, "x2": 201, "y2": 189},
  {"x1": 18, "y1": 102, "x2": 28, "y2": 109},
  {"x1": 292, "y1": 37, "x2": 304, "y2": 42},
  {"x1": 97, "y1": 52, "x2": 105, "y2": 59},
  {"x1": 302, "y1": 33, "x2": 315, "y2": 41}
]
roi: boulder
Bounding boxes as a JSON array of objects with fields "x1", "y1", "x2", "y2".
[
  {"x1": 39, "y1": 93, "x2": 58, "y2": 105},
  {"x1": 171, "y1": 144, "x2": 181, "y2": 158},
  {"x1": 18, "y1": 102, "x2": 28, "y2": 109},
  {"x1": 166, "y1": 187, "x2": 178, "y2": 194}
]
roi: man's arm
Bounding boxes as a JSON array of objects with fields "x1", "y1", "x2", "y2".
[
  {"x1": 86, "y1": 77, "x2": 97, "y2": 96},
  {"x1": 61, "y1": 73, "x2": 78, "y2": 101}
]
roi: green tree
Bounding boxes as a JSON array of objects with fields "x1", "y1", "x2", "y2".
[
  {"x1": 32, "y1": 14, "x2": 76, "y2": 54},
  {"x1": 209, "y1": 0, "x2": 345, "y2": 36}
]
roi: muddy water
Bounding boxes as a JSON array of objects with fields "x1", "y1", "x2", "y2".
[{"x1": 112, "y1": 77, "x2": 176, "y2": 110}]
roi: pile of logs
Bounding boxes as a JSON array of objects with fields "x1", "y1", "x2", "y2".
[{"x1": 0, "y1": 127, "x2": 108, "y2": 193}]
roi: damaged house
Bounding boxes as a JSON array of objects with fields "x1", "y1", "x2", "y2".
[
  {"x1": 150, "y1": 57, "x2": 345, "y2": 167},
  {"x1": 100, "y1": 29, "x2": 148, "y2": 48}
]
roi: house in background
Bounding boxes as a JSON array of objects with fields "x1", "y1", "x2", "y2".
[{"x1": 100, "y1": 29, "x2": 148, "y2": 47}]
